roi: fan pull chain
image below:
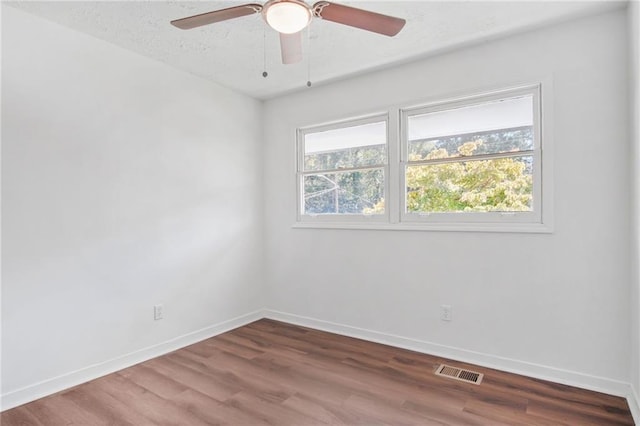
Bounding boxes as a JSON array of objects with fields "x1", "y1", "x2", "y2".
[
  {"x1": 262, "y1": 26, "x2": 268, "y2": 78},
  {"x1": 306, "y1": 25, "x2": 312, "y2": 87}
]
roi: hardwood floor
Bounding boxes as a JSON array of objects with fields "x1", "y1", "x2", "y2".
[{"x1": 1, "y1": 319, "x2": 635, "y2": 425}]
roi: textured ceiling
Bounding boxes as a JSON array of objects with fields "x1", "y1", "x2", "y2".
[{"x1": 6, "y1": 1, "x2": 625, "y2": 99}]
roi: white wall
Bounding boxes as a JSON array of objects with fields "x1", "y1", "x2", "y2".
[
  {"x1": 264, "y1": 9, "x2": 631, "y2": 392},
  {"x1": 629, "y1": 0, "x2": 640, "y2": 413},
  {"x1": 1, "y1": 6, "x2": 264, "y2": 408}
]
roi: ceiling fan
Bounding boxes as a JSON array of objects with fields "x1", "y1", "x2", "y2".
[{"x1": 171, "y1": 0, "x2": 406, "y2": 65}]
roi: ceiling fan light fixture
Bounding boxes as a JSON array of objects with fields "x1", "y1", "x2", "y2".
[{"x1": 264, "y1": 0, "x2": 311, "y2": 34}]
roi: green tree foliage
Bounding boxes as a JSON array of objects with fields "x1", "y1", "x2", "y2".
[
  {"x1": 304, "y1": 169, "x2": 384, "y2": 214},
  {"x1": 304, "y1": 145, "x2": 385, "y2": 214},
  {"x1": 405, "y1": 141, "x2": 532, "y2": 213}
]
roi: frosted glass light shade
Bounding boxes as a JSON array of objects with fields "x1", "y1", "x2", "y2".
[{"x1": 265, "y1": 1, "x2": 311, "y2": 34}]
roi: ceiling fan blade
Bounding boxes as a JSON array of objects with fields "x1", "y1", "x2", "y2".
[
  {"x1": 280, "y1": 32, "x2": 303, "y2": 65},
  {"x1": 171, "y1": 4, "x2": 262, "y2": 30},
  {"x1": 313, "y1": 2, "x2": 405, "y2": 37}
]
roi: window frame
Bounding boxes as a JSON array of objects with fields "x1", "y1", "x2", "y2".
[
  {"x1": 293, "y1": 82, "x2": 553, "y2": 233},
  {"x1": 296, "y1": 113, "x2": 391, "y2": 224},
  {"x1": 400, "y1": 84, "x2": 542, "y2": 225}
]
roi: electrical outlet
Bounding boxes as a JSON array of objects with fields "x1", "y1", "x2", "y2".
[
  {"x1": 154, "y1": 304, "x2": 164, "y2": 321},
  {"x1": 441, "y1": 305, "x2": 452, "y2": 321}
]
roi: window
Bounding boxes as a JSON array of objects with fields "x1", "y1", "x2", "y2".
[
  {"x1": 297, "y1": 115, "x2": 388, "y2": 222},
  {"x1": 296, "y1": 84, "x2": 550, "y2": 232},
  {"x1": 402, "y1": 86, "x2": 541, "y2": 224}
]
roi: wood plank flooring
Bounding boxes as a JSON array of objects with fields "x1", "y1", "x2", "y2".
[{"x1": 1, "y1": 319, "x2": 635, "y2": 425}]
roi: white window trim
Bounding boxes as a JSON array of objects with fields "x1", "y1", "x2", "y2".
[{"x1": 293, "y1": 80, "x2": 554, "y2": 233}]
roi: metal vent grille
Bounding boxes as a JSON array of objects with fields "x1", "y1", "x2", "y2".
[{"x1": 435, "y1": 364, "x2": 483, "y2": 385}]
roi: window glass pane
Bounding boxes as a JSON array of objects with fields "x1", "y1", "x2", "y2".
[
  {"x1": 408, "y1": 96, "x2": 534, "y2": 161},
  {"x1": 408, "y1": 127, "x2": 533, "y2": 161},
  {"x1": 303, "y1": 169, "x2": 385, "y2": 215},
  {"x1": 304, "y1": 121, "x2": 386, "y2": 171},
  {"x1": 406, "y1": 156, "x2": 533, "y2": 213}
]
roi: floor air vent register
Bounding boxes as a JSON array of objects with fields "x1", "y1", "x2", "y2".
[{"x1": 435, "y1": 364, "x2": 484, "y2": 385}]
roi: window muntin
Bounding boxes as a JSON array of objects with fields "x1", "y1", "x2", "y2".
[
  {"x1": 402, "y1": 87, "x2": 541, "y2": 223},
  {"x1": 298, "y1": 117, "x2": 388, "y2": 219}
]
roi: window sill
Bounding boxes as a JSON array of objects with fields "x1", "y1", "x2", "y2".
[{"x1": 292, "y1": 221, "x2": 553, "y2": 233}]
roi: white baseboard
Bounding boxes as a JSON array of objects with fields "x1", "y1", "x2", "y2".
[
  {"x1": 0, "y1": 309, "x2": 264, "y2": 412},
  {"x1": 264, "y1": 309, "x2": 633, "y2": 399},
  {"x1": 629, "y1": 385, "x2": 640, "y2": 425}
]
